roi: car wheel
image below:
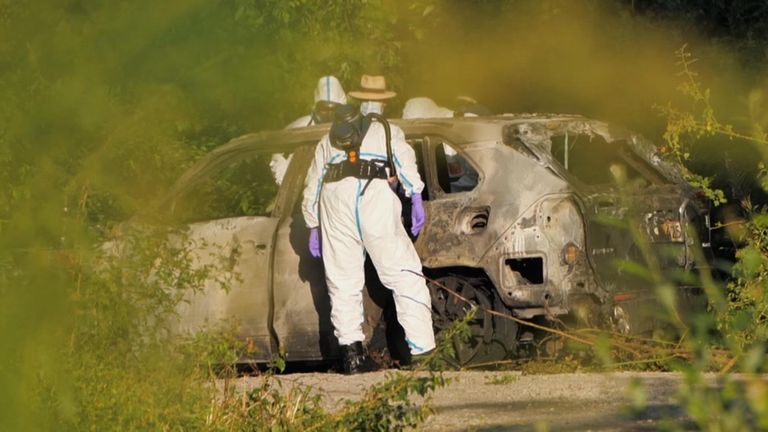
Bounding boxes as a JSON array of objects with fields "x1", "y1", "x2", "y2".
[{"x1": 428, "y1": 275, "x2": 495, "y2": 367}]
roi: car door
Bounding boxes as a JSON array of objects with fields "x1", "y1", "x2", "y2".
[
  {"x1": 268, "y1": 145, "x2": 336, "y2": 361},
  {"x1": 411, "y1": 135, "x2": 487, "y2": 266},
  {"x1": 167, "y1": 148, "x2": 283, "y2": 361}
]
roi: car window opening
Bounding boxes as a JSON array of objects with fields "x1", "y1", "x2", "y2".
[
  {"x1": 172, "y1": 154, "x2": 279, "y2": 223},
  {"x1": 407, "y1": 137, "x2": 430, "y2": 200},
  {"x1": 506, "y1": 257, "x2": 545, "y2": 285},
  {"x1": 434, "y1": 141, "x2": 479, "y2": 194},
  {"x1": 550, "y1": 134, "x2": 664, "y2": 187}
]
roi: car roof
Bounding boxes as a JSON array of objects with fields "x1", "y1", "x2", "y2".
[
  {"x1": 206, "y1": 114, "x2": 591, "y2": 155},
  {"x1": 178, "y1": 114, "x2": 684, "y2": 192}
]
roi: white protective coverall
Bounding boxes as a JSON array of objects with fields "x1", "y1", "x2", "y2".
[
  {"x1": 402, "y1": 96, "x2": 455, "y2": 120},
  {"x1": 285, "y1": 76, "x2": 348, "y2": 128},
  {"x1": 271, "y1": 76, "x2": 348, "y2": 185},
  {"x1": 301, "y1": 121, "x2": 436, "y2": 355}
]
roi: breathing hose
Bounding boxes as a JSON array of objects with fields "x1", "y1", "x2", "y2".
[{"x1": 364, "y1": 112, "x2": 396, "y2": 179}]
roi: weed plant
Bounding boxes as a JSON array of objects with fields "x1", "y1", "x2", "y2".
[
  {"x1": 5, "y1": 211, "x2": 452, "y2": 431},
  {"x1": 628, "y1": 46, "x2": 768, "y2": 430},
  {"x1": 203, "y1": 311, "x2": 468, "y2": 431}
]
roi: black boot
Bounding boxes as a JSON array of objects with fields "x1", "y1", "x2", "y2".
[
  {"x1": 340, "y1": 342, "x2": 377, "y2": 374},
  {"x1": 406, "y1": 348, "x2": 438, "y2": 370}
]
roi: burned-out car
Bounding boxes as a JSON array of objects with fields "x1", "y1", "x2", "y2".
[{"x1": 161, "y1": 115, "x2": 711, "y2": 364}]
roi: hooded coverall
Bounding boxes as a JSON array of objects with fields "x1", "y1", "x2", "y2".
[
  {"x1": 402, "y1": 97, "x2": 455, "y2": 120},
  {"x1": 271, "y1": 76, "x2": 348, "y2": 185},
  {"x1": 285, "y1": 76, "x2": 348, "y2": 128},
  {"x1": 301, "y1": 122, "x2": 436, "y2": 355}
]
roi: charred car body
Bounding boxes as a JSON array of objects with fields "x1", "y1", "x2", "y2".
[{"x1": 161, "y1": 115, "x2": 711, "y2": 364}]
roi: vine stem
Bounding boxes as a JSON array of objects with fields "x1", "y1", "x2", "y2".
[{"x1": 406, "y1": 270, "x2": 735, "y2": 366}]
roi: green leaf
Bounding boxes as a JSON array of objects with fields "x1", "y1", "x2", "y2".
[
  {"x1": 741, "y1": 343, "x2": 766, "y2": 373},
  {"x1": 739, "y1": 246, "x2": 763, "y2": 278}
]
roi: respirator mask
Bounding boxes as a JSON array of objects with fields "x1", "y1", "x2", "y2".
[
  {"x1": 329, "y1": 104, "x2": 364, "y2": 162},
  {"x1": 313, "y1": 100, "x2": 340, "y2": 124},
  {"x1": 360, "y1": 101, "x2": 384, "y2": 116}
]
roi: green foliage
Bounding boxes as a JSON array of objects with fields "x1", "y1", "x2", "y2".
[
  {"x1": 330, "y1": 371, "x2": 444, "y2": 432},
  {"x1": 209, "y1": 370, "x2": 445, "y2": 432},
  {"x1": 0, "y1": 2, "x2": 448, "y2": 429},
  {"x1": 652, "y1": 47, "x2": 768, "y2": 429},
  {"x1": 204, "y1": 315, "x2": 469, "y2": 431},
  {"x1": 677, "y1": 372, "x2": 768, "y2": 431},
  {"x1": 659, "y1": 46, "x2": 768, "y2": 358},
  {"x1": 623, "y1": 0, "x2": 768, "y2": 64},
  {"x1": 659, "y1": 45, "x2": 728, "y2": 205},
  {"x1": 170, "y1": 154, "x2": 280, "y2": 224},
  {"x1": 53, "y1": 227, "x2": 241, "y2": 430},
  {"x1": 228, "y1": 0, "x2": 443, "y2": 114},
  {"x1": 719, "y1": 208, "x2": 768, "y2": 353}
]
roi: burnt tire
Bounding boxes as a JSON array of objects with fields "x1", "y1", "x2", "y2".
[{"x1": 428, "y1": 275, "x2": 514, "y2": 367}]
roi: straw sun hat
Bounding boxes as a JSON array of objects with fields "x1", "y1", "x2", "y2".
[{"x1": 348, "y1": 74, "x2": 397, "y2": 100}]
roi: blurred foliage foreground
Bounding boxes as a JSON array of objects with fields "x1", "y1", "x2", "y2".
[
  {"x1": 0, "y1": 0, "x2": 469, "y2": 429},
  {"x1": 2, "y1": 1, "x2": 768, "y2": 431},
  {"x1": 0, "y1": 1, "x2": 446, "y2": 430}
]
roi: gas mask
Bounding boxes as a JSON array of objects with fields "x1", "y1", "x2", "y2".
[
  {"x1": 329, "y1": 104, "x2": 364, "y2": 162},
  {"x1": 313, "y1": 100, "x2": 340, "y2": 124},
  {"x1": 328, "y1": 105, "x2": 397, "y2": 180}
]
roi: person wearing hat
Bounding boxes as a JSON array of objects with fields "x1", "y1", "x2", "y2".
[
  {"x1": 348, "y1": 74, "x2": 397, "y2": 117},
  {"x1": 271, "y1": 76, "x2": 348, "y2": 185},
  {"x1": 301, "y1": 84, "x2": 435, "y2": 373}
]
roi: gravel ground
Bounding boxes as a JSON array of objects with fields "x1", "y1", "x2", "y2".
[{"x1": 234, "y1": 371, "x2": 702, "y2": 431}]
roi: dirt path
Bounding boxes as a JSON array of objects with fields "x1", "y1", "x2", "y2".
[{"x1": 235, "y1": 371, "x2": 698, "y2": 430}]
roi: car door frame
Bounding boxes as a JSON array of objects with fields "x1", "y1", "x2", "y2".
[{"x1": 166, "y1": 142, "x2": 302, "y2": 361}]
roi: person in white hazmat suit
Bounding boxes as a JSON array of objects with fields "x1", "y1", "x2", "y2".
[
  {"x1": 301, "y1": 99, "x2": 436, "y2": 374},
  {"x1": 270, "y1": 76, "x2": 347, "y2": 185},
  {"x1": 402, "y1": 96, "x2": 455, "y2": 119},
  {"x1": 285, "y1": 75, "x2": 348, "y2": 128}
]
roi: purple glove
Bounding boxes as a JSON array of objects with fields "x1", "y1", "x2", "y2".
[
  {"x1": 308, "y1": 227, "x2": 321, "y2": 258},
  {"x1": 410, "y1": 193, "x2": 426, "y2": 236}
]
